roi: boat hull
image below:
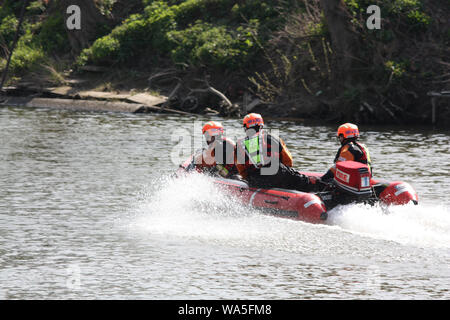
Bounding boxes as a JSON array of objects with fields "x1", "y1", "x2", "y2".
[
  {"x1": 212, "y1": 177, "x2": 328, "y2": 223},
  {"x1": 176, "y1": 157, "x2": 418, "y2": 224}
]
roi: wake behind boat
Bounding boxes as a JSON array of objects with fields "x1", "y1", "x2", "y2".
[{"x1": 176, "y1": 156, "x2": 419, "y2": 224}]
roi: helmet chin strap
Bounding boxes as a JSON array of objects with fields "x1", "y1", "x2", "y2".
[
  {"x1": 206, "y1": 135, "x2": 217, "y2": 145},
  {"x1": 340, "y1": 136, "x2": 357, "y2": 145},
  {"x1": 245, "y1": 125, "x2": 261, "y2": 136}
]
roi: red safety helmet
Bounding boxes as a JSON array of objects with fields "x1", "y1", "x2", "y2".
[
  {"x1": 337, "y1": 123, "x2": 360, "y2": 139},
  {"x1": 202, "y1": 121, "x2": 224, "y2": 142},
  {"x1": 243, "y1": 113, "x2": 264, "y2": 130}
]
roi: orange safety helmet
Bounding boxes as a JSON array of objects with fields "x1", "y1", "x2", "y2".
[
  {"x1": 243, "y1": 113, "x2": 264, "y2": 129},
  {"x1": 202, "y1": 121, "x2": 224, "y2": 141},
  {"x1": 337, "y1": 123, "x2": 360, "y2": 139}
]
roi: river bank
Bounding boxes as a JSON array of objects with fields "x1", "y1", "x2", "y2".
[
  {"x1": 0, "y1": 82, "x2": 194, "y2": 115},
  {"x1": 1, "y1": 1, "x2": 449, "y2": 126},
  {"x1": 1, "y1": 77, "x2": 448, "y2": 128}
]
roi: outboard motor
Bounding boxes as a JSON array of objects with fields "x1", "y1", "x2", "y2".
[{"x1": 332, "y1": 161, "x2": 375, "y2": 205}]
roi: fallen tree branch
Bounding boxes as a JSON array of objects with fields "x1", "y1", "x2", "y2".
[
  {"x1": 160, "y1": 81, "x2": 182, "y2": 110},
  {"x1": 432, "y1": 79, "x2": 450, "y2": 84},
  {"x1": 186, "y1": 86, "x2": 232, "y2": 108},
  {"x1": 379, "y1": 102, "x2": 401, "y2": 124},
  {"x1": 437, "y1": 60, "x2": 450, "y2": 67},
  {"x1": 148, "y1": 68, "x2": 179, "y2": 86},
  {"x1": 433, "y1": 73, "x2": 450, "y2": 79},
  {"x1": 361, "y1": 101, "x2": 375, "y2": 114},
  {"x1": 207, "y1": 86, "x2": 232, "y2": 108}
]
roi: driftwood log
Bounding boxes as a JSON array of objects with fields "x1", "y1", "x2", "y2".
[{"x1": 155, "y1": 75, "x2": 239, "y2": 115}]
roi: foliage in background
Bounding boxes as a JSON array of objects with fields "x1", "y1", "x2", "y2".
[
  {"x1": 78, "y1": 0, "x2": 298, "y2": 70},
  {"x1": 0, "y1": 0, "x2": 448, "y2": 123},
  {"x1": 0, "y1": 15, "x2": 19, "y2": 48},
  {"x1": 0, "y1": 0, "x2": 71, "y2": 77},
  {"x1": 0, "y1": 31, "x2": 46, "y2": 75},
  {"x1": 249, "y1": 0, "x2": 448, "y2": 122},
  {"x1": 35, "y1": 12, "x2": 70, "y2": 54}
]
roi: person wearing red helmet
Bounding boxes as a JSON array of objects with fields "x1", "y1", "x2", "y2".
[
  {"x1": 321, "y1": 123, "x2": 372, "y2": 181},
  {"x1": 235, "y1": 113, "x2": 312, "y2": 191},
  {"x1": 192, "y1": 121, "x2": 238, "y2": 178}
]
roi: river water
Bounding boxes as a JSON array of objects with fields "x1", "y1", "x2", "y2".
[{"x1": 0, "y1": 105, "x2": 449, "y2": 300}]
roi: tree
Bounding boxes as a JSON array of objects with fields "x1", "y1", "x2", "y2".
[{"x1": 319, "y1": 0, "x2": 360, "y2": 85}]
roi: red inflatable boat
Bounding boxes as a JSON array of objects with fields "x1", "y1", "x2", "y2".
[{"x1": 176, "y1": 157, "x2": 419, "y2": 224}]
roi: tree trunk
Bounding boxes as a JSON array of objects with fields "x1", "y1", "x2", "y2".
[
  {"x1": 319, "y1": 0, "x2": 359, "y2": 84},
  {"x1": 0, "y1": 0, "x2": 28, "y2": 91},
  {"x1": 60, "y1": 0, "x2": 108, "y2": 54}
]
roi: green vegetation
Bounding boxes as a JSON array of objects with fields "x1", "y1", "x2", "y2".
[
  {"x1": 168, "y1": 20, "x2": 258, "y2": 69},
  {"x1": 0, "y1": 0, "x2": 449, "y2": 124},
  {"x1": 0, "y1": 0, "x2": 69, "y2": 77},
  {"x1": 35, "y1": 12, "x2": 70, "y2": 54},
  {"x1": 0, "y1": 14, "x2": 19, "y2": 46},
  {"x1": 4, "y1": 32, "x2": 46, "y2": 74},
  {"x1": 77, "y1": 0, "x2": 295, "y2": 70},
  {"x1": 345, "y1": 0, "x2": 432, "y2": 33}
]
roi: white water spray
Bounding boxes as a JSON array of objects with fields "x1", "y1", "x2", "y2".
[
  {"x1": 327, "y1": 202, "x2": 450, "y2": 249},
  {"x1": 131, "y1": 174, "x2": 328, "y2": 252},
  {"x1": 131, "y1": 174, "x2": 450, "y2": 252}
]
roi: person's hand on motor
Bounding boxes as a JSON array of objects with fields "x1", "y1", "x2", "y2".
[{"x1": 309, "y1": 176, "x2": 320, "y2": 184}]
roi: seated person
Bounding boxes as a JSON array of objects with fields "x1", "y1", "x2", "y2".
[
  {"x1": 192, "y1": 121, "x2": 238, "y2": 178},
  {"x1": 235, "y1": 113, "x2": 312, "y2": 191},
  {"x1": 322, "y1": 122, "x2": 372, "y2": 182}
]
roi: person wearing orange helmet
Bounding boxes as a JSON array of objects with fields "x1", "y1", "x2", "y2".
[
  {"x1": 192, "y1": 121, "x2": 238, "y2": 178},
  {"x1": 321, "y1": 123, "x2": 372, "y2": 181},
  {"x1": 235, "y1": 113, "x2": 312, "y2": 191}
]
